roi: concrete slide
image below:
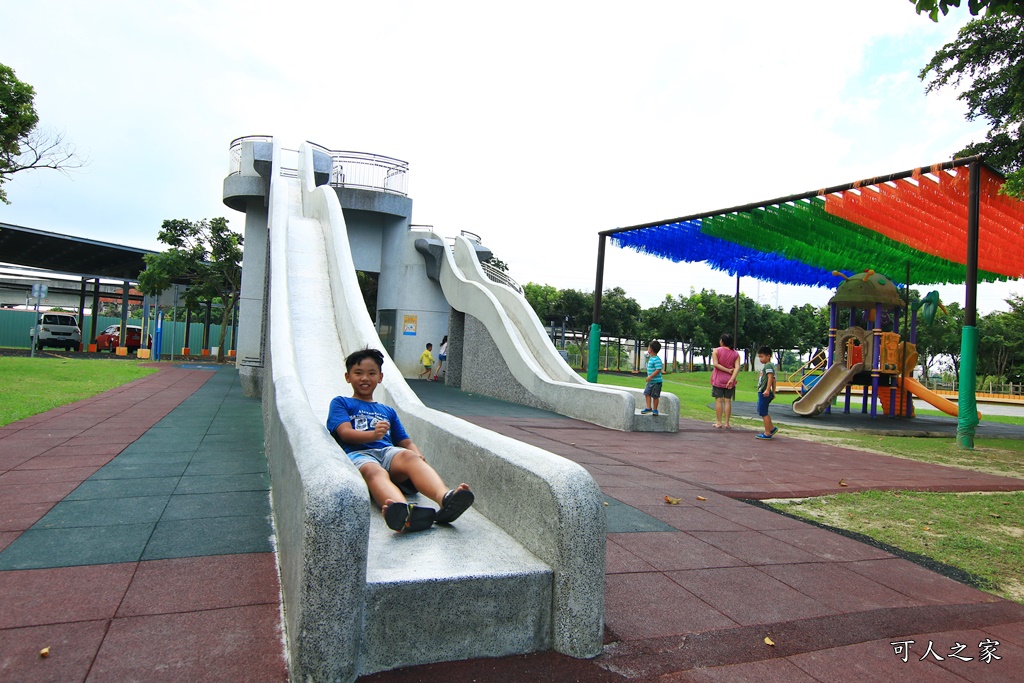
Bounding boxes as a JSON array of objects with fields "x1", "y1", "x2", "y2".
[
  {"x1": 792, "y1": 362, "x2": 864, "y2": 417},
  {"x1": 261, "y1": 141, "x2": 604, "y2": 681},
  {"x1": 897, "y1": 376, "x2": 982, "y2": 419},
  {"x1": 431, "y1": 233, "x2": 679, "y2": 432}
]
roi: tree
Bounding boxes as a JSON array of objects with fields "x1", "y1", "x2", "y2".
[
  {"x1": 599, "y1": 287, "x2": 641, "y2": 339},
  {"x1": 910, "y1": 0, "x2": 1024, "y2": 22},
  {"x1": 0, "y1": 63, "x2": 84, "y2": 204},
  {"x1": 978, "y1": 310, "x2": 1023, "y2": 379},
  {"x1": 789, "y1": 304, "x2": 829, "y2": 362},
  {"x1": 919, "y1": 13, "x2": 1024, "y2": 197},
  {"x1": 915, "y1": 301, "x2": 965, "y2": 377},
  {"x1": 138, "y1": 218, "x2": 243, "y2": 363},
  {"x1": 523, "y1": 282, "x2": 560, "y2": 320},
  {"x1": 485, "y1": 256, "x2": 509, "y2": 273},
  {"x1": 356, "y1": 271, "x2": 378, "y2": 323}
]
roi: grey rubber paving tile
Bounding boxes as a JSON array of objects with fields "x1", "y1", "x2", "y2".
[
  {"x1": 66, "y1": 477, "x2": 181, "y2": 500},
  {"x1": 173, "y1": 472, "x2": 270, "y2": 494},
  {"x1": 142, "y1": 515, "x2": 274, "y2": 560},
  {"x1": 183, "y1": 457, "x2": 267, "y2": 476},
  {"x1": 0, "y1": 523, "x2": 155, "y2": 569},
  {"x1": 603, "y1": 494, "x2": 676, "y2": 533},
  {"x1": 90, "y1": 461, "x2": 191, "y2": 479},
  {"x1": 161, "y1": 491, "x2": 271, "y2": 521},
  {"x1": 103, "y1": 451, "x2": 195, "y2": 464},
  {"x1": 33, "y1": 496, "x2": 170, "y2": 528}
]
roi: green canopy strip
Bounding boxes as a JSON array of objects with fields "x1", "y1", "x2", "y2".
[{"x1": 700, "y1": 198, "x2": 1004, "y2": 285}]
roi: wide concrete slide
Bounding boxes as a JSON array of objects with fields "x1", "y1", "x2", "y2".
[
  {"x1": 262, "y1": 140, "x2": 605, "y2": 682},
  {"x1": 792, "y1": 362, "x2": 865, "y2": 416},
  {"x1": 434, "y1": 233, "x2": 679, "y2": 432}
]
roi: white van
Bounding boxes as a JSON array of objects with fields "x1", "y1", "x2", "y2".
[{"x1": 29, "y1": 313, "x2": 82, "y2": 351}]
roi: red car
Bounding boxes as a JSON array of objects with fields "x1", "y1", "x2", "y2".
[{"x1": 95, "y1": 324, "x2": 152, "y2": 353}]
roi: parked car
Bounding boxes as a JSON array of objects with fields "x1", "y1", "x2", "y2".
[
  {"x1": 29, "y1": 313, "x2": 82, "y2": 351},
  {"x1": 94, "y1": 324, "x2": 152, "y2": 353}
]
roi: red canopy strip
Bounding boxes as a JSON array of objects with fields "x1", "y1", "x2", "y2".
[
  {"x1": 825, "y1": 170, "x2": 1024, "y2": 279},
  {"x1": 901, "y1": 183, "x2": 988, "y2": 268},
  {"x1": 923, "y1": 172, "x2": 1017, "y2": 276},
  {"x1": 852, "y1": 185, "x2": 963, "y2": 262},
  {"x1": 979, "y1": 166, "x2": 1024, "y2": 236},
  {"x1": 824, "y1": 189, "x2": 949, "y2": 259},
  {"x1": 877, "y1": 181, "x2": 969, "y2": 263},
  {"x1": 940, "y1": 170, "x2": 1024, "y2": 275}
]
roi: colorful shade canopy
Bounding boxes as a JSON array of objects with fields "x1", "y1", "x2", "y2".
[{"x1": 610, "y1": 162, "x2": 1024, "y2": 287}]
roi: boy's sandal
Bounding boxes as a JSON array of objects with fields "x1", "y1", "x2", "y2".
[
  {"x1": 407, "y1": 505, "x2": 436, "y2": 532},
  {"x1": 384, "y1": 503, "x2": 436, "y2": 532},
  {"x1": 770, "y1": 426, "x2": 778, "y2": 436},
  {"x1": 756, "y1": 433, "x2": 772, "y2": 440},
  {"x1": 435, "y1": 488, "x2": 475, "y2": 525}
]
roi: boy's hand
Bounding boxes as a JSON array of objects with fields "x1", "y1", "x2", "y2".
[
  {"x1": 373, "y1": 420, "x2": 390, "y2": 438},
  {"x1": 763, "y1": 389, "x2": 770, "y2": 397}
]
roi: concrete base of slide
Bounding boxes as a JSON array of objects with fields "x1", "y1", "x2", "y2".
[{"x1": 250, "y1": 140, "x2": 605, "y2": 682}]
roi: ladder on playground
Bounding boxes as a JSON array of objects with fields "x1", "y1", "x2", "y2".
[{"x1": 785, "y1": 350, "x2": 827, "y2": 394}]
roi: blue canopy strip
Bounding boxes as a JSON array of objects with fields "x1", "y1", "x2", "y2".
[{"x1": 610, "y1": 220, "x2": 843, "y2": 288}]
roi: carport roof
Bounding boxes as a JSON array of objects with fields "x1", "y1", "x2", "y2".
[{"x1": 0, "y1": 222, "x2": 156, "y2": 282}]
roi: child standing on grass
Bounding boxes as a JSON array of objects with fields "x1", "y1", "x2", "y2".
[
  {"x1": 641, "y1": 340, "x2": 663, "y2": 416},
  {"x1": 756, "y1": 345, "x2": 777, "y2": 440},
  {"x1": 418, "y1": 343, "x2": 434, "y2": 380},
  {"x1": 327, "y1": 348, "x2": 474, "y2": 532}
]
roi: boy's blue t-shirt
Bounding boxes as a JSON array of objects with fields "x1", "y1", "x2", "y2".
[
  {"x1": 326, "y1": 396, "x2": 410, "y2": 454},
  {"x1": 647, "y1": 354, "x2": 664, "y2": 383}
]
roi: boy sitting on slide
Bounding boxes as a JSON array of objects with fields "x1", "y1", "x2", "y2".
[{"x1": 327, "y1": 348, "x2": 474, "y2": 532}]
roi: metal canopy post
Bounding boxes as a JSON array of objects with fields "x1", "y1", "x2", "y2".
[
  {"x1": 588, "y1": 234, "x2": 607, "y2": 383},
  {"x1": 119, "y1": 282, "x2": 130, "y2": 347},
  {"x1": 958, "y1": 159, "x2": 982, "y2": 449}
]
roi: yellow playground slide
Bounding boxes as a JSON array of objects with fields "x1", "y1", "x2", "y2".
[
  {"x1": 896, "y1": 376, "x2": 982, "y2": 419},
  {"x1": 792, "y1": 362, "x2": 864, "y2": 417}
]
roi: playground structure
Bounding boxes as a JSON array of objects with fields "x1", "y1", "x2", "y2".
[
  {"x1": 222, "y1": 136, "x2": 685, "y2": 681},
  {"x1": 792, "y1": 269, "x2": 979, "y2": 420}
]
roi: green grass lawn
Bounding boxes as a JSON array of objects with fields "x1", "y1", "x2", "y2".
[
  {"x1": 596, "y1": 369, "x2": 1024, "y2": 604},
  {"x1": 0, "y1": 356, "x2": 159, "y2": 427},
  {"x1": 768, "y1": 490, "x2": 1024, "y2": 604}
]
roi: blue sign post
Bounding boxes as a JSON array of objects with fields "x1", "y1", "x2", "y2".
[{"x1": 154, "y1": 310, "x2": 164, "y2": 362}]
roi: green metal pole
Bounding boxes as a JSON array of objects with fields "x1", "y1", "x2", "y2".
[
  {"x1": 957, "y1": 326, "x2": 979, "y2": 449},
  {"x1": 587, "y1": 324, "x2": 601, "y2": 383},
  {"x1": 589, "y1": 235, "x2": 607, "y2": 384}
]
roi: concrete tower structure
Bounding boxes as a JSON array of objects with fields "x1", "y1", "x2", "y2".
[{"x1": 223, "y1": 137, "x2": 451, "y2": 396}]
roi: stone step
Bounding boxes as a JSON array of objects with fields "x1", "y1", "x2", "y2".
[{"x1": 361, "y1": 501, "x2": 553, "y2": 674}]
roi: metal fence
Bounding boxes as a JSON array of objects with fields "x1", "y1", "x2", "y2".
[
  {"x1": 0, "y1": 309, "x2": 232, "y2": 355},
  {"x1": 227, "y1": 135, "x2": 273, "y2": 175},
  {"x1": 306, "y1": 142, "x2": 409, "y2": 196}
]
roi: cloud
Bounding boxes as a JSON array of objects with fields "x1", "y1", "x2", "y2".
[{"x1": 1, "y1": 0, "x2": 1009, "y2": 313}]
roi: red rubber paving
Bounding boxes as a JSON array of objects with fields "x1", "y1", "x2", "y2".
[
  {"x1": 0, "y1": 366, "x2": 287, "y2": 682},
  {"x1": 4, "y1": 369, "x2": 1024, "y2": 681}
]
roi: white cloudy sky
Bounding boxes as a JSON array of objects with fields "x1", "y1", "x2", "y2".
[{"x1": 1, "y1": 0, "x2": 1018, "y2": 313}]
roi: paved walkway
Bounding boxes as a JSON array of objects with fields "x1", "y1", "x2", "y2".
[
  {"x1": 0, "y1": 365, "x2": 285, "y2": 682},
  {"x1": 3, "y1": 368, "x2": 1024, "y2": 681}
]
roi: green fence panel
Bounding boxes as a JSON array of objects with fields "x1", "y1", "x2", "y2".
[{"x1": 0, "y1": 309, "x2": 233, "y2": 354}]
